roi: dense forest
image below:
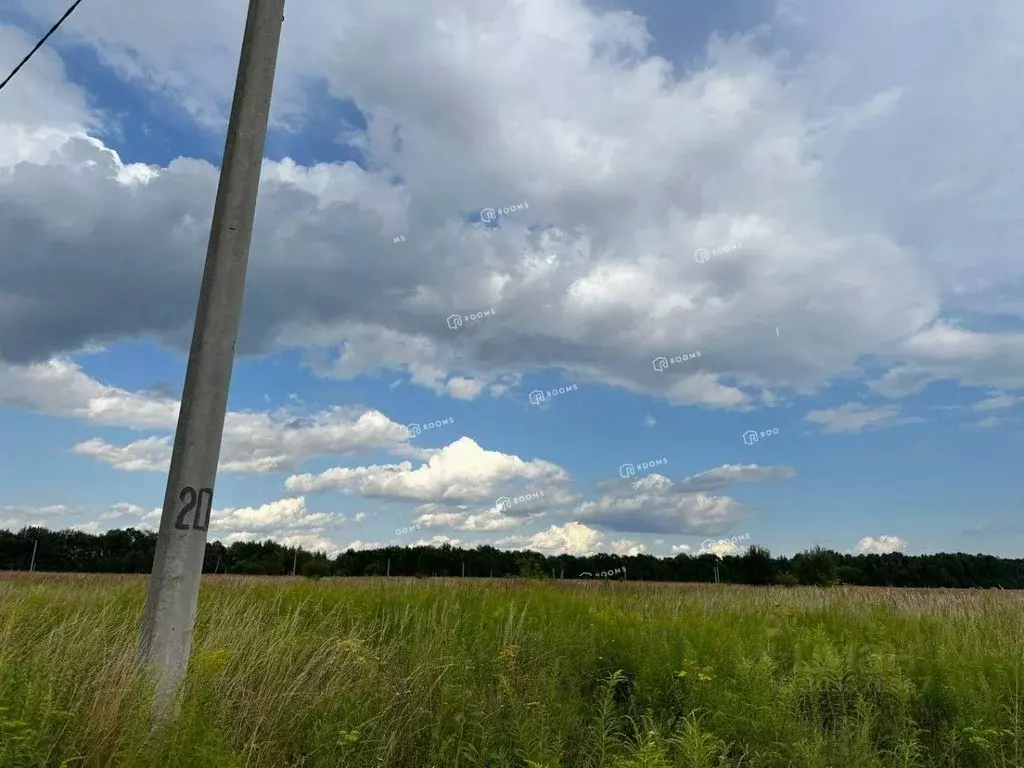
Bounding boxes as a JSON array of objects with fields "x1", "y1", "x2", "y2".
[{"x1": 2, "y1": 526, "x2": 1022, "y2": 588}]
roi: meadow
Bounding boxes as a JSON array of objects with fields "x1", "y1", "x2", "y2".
[{"x1": 0, "y1": 574, "x2": 1021, "y2": 768}]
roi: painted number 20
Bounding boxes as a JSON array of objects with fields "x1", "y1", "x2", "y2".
[{"x1": 175, "y1": 487, "x2": 212, "y2": 532}]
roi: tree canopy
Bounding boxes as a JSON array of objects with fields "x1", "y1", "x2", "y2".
[{"x1": 2, "y1": 527, "x2": 1021, "y2": 588}]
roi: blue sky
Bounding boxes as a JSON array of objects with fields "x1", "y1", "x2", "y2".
[{"x1": 0, "y1": 0, "x2": 1022, "y2": 559}]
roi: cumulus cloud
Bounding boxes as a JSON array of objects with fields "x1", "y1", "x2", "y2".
[
  {"x1": 285, "y1": 436, "x2": 571, "y2": 501},
  {"x1": 0, "y1": 360, "x2": 433, "y2": 473},
  {"x1": 575, "y1": 473, "x2": 757, "y2": 535},
  {"x1": 209, "y1": 497, "x2": 337, "y2": 536},
  {"x1": 3, "y1": 0, "x2": 1024, "y2": 555},
  {"x1": 4, "y1": 0, "x2": 1019, "y2": 411},
  {"x1": 494, "y1": 522, "x2": 605, "y2": 556},
  {"x1": 869, "y1": 325, "x2": 1024, "y2": 397},
  {"x1": 854, "y1": 535, "x2": 907, "y2": 555},
  {"x1": 609, "y1": 539, "x2": 647, "y2": 556},
  {"x1": 0, "y1": 25, "x2": 99, "y2": 140}
]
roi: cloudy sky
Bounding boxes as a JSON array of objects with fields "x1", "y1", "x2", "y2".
[{"x1": 0, "y1": 0, "x2": 1021, "y2": 560}]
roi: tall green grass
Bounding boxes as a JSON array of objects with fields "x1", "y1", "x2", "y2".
[{"x1": 0, "y1": 574, "x2": 1021, "y2": 767}]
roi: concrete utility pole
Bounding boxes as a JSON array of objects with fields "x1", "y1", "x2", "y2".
[
  {"x1": 138, "y1": 0, "x2": 285, "y2": 720},
  {"x1": 29, "y1": 540, "x2": 37, "y2": 573},
  {"x1": 291, "y1": 548, "x2": 298, "y2": 577}
]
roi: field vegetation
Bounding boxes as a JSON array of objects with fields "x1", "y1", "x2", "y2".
[{"x1": 0, "y1": 574, "x2": 1021, "y2": 768}]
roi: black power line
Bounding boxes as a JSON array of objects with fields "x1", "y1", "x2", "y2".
[{"x1": 0, "y1": 0, "x2": 85, "y2": 93}]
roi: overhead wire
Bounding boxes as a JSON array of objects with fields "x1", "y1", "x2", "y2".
[{"x1": 0, "y1": 0, "x2": 85, "y2": 93}]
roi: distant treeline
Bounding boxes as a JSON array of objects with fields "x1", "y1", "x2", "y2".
[{"x1": 1, "y1": 526, "x2": 1022, "y2": 588}]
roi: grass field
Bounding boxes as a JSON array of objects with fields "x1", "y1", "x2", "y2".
[{"x1": 0, "y1": 574, "x2": 1022, "y2": 768}]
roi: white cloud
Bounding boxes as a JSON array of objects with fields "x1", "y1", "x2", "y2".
[
  {"x1": 3, "y1": 0, "x2": 1024, "y2": 558},
  {"x1": 210, "y1": 497, "x2": 337, "y2": 535},
  {"x1": 0, "y1": 504, "x2": 73, "y2": 518},
  {"x1": 494, "y1": 522, "x2": 605, "y2": 556},
  {"x1": 411, "y1": 534, "x2": 467, "y2": 548},
  {"x1": 972, "y1": 392, "x2": 1020, "y2": 412},
  {"x1": 676, "y1": 463, "x2": 796, "y2": 491},
  {"x1": 870, "y1": 325, "x2": 1024, "y2": 396},
  {"x1": 805, "y1": 402, "x2": 920, "y2": 434},
  {"x1": 975, "y1": 416, "x2": 1006, "y2": 429},
  {"x1": 4, "y1": 0, "x2": 1020, "y2": 410},
  {"x1": 72, "y1": 436, "x2": 173, "y2": 472},
  {"x1": 609, "y1": 539, "x2": 646, "y2": 556},
  {"x1": 0, "y1": 25, "x2": 100, "y2": 142},
  {"x1": 285, "y1": 436, "x2": 570, "y2": 501},
  {"x1": 0, "y1": 360, "x2": 436, "y2": 473},
  {"x1": 575, "y1": 473, "x2": 759, "y2": 535},
  {"x1": 854, "y1": 535, "x2": 907, "y2": 555},
  {"x1": 0, "y1": 501, "x2": 160, "y2": 534},
  {"x1": 337, "y1": 540, "x2": 390, "y2": 552}
]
